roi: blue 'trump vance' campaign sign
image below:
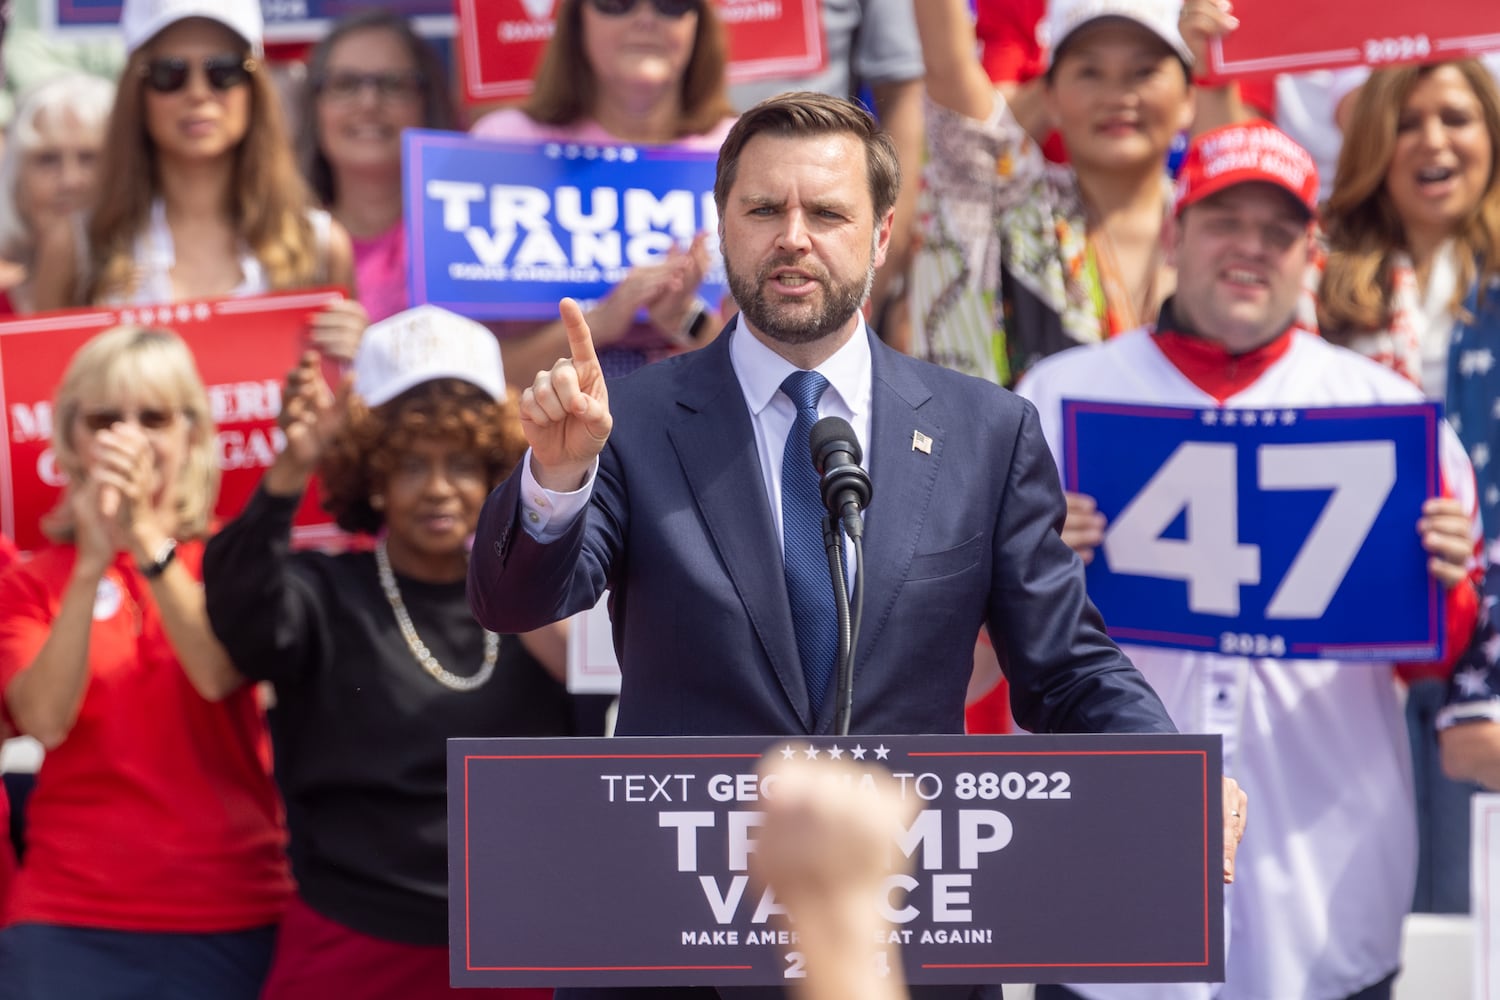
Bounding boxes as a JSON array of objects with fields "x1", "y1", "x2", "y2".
[
  {"x1": 404, "y1": 129, "x2": 726, "y2": 321},
  {"x1": 1063, "y1": 401, "x2": 1444, "y2": 661}
]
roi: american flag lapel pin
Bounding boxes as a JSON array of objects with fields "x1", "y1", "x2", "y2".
[{"x1": 911, "y1": 430, "x2": 933, "y2": 454}]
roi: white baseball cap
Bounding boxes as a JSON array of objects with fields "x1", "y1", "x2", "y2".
[
  {"x1": 354, "y1": 305, "x2": 507, "y2": 407},
  {"x1": 120, "y1": 0, "x2": 265, "y2": 56},
  {"x1": 1041, "y1": 0, "x2": 1192, "y2": 70}
]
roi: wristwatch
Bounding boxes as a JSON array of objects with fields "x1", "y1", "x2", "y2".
[
  {"x1": 678, "y1": 298, "x2": 711, "y2": 342},
  {"x1": 139, "y1": 537, "x2": 177, "y2": 579}
]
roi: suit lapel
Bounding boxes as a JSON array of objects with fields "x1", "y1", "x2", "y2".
[
  {"x1": 812, "y1": 338, "x2": 941, "y2": 733},
  {"x1": 666, "y1": 327, "x2": 813, "y2": 730}
]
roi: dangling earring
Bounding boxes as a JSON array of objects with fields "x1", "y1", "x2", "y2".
[{"x1": 371, "y1": 494, "x2": 385, "y2": 511}]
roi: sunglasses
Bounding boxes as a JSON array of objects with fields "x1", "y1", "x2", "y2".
[
  {"x1": 141, "y1": 54, "x2": 257, "y2": 94},
  {"x1": 314, "y1": 70, "x2": 425, "y2": 103},
  {"x1": 586, "y1": 0, "x2": 700, "y2": 17},
  {"x1": 80, "y1": 408, "x2": 178, "y2": 433}
]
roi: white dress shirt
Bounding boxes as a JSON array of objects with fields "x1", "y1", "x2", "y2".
[{"x1": 517, "y1": 315, "x2": 875, "y2": 552}]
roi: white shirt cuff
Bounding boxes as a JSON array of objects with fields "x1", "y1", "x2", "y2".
[
  {"x1": 1437, "y1": 699, "x2": 1500, "y2": 730},
  {"x1": 518, "y1": 449, "x2": 598, "y2": 543}
]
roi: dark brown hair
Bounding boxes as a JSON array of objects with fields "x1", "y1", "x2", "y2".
[
  {"x1": 297, "y1": 9, "x2": 456, "y2": 206},
  {"x1": 319, "y1": 379, "x2": 526, "y2": 535},
  {"x1": 713, "y1": 91, "x2": 901, "y2": 220},
  {"x1": 523, "y1": 0, "x2": 732, "y2": 138},
  {"x1": 1319, "y1": 59, "x2": 1500, "y2": 340}
]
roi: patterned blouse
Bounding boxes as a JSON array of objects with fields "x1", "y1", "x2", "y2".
[{"x1": 911, "y1": 95, "x2": 1170, "y2": 387}]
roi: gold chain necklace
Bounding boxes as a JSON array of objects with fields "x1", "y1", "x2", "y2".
[{"x1": 375, "y1": 539, "x2": 497, "y2": 692}]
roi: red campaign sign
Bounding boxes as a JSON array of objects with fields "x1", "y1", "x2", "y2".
[
  {"x1": 1209, "y1": 0, "x2": 1500, "y2": 79},
  {"x1": 0, "y1": 290, "x2": 346, "y2": 553},
  {"x1": 458, "y1": 0, "x2": 826, "y2": 104}
]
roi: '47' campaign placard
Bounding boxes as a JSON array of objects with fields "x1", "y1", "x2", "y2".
[{"x1": 1063, "y1": 401, "x2": 1444, "y2": 661}]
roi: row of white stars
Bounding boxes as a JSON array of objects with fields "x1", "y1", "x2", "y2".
[
  {"x1": 1200, "y1": 409, "x2": 1298, "y2": 427},
  {"x1": 543, "y1": 143, "x2": 639, "y2": 163},
  {"x1": 118, "y1": 302, "x2": 212, "y2": 327},
  {"x1": 778, "y1": 743, "x2": 890, "y2": 761}
]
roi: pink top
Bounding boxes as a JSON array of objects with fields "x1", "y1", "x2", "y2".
[{"x1": 351, "y1": 222, "x2": 408, "y2": 325}]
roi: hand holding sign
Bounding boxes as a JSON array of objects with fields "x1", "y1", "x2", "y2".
[
  {"x1": 1062, "y1": 491, "x2": 1107, "y2": 565},
  {"x1": 1419, "y1": 496, "x2": 1476, "y2": 587},
  {"x1": 1179, "y1": 0, "x2": 1239, "y2": 75},
  {"x1": 307, "y1": 299, "x2": 370, "y2": 364},
  {"x1": 520, "y1": 298, "x2": 614, "y2": 492},
  {"x1": 267, "y1": 350, "x2": 351, "y2": 496}
]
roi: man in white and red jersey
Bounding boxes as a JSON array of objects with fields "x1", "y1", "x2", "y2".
[{"x1": 1018, "y1": 121, "x2": 1483, "y2": 1000}]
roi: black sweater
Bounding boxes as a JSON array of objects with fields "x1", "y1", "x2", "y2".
[{"x1": 203, "y1": 488, "x2": 574, "y2": 945}]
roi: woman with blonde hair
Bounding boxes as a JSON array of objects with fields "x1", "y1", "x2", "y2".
[
  {"x1": 1319, "y1": 57, "x2": 1500, "y2": 917},
  {"x1": 0, "y1": 326, "x2": 290, "y2": 999},
  {"x1": 32, "y1": 0, "x2": 366, "y2": 361},
  {"x1": 0, "y1": 73, "x2": 115, "y2": 316},
  {"x1": 470, "y1": 0, "x2": 735, "y2": 381},
  {"x1": 1319, "y1": 58, "x2": 1500, "y2": 391}
]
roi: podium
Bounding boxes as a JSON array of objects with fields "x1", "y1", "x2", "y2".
[{"x1": 449, "y1": 734, "x2": 1224, "y2": 988}]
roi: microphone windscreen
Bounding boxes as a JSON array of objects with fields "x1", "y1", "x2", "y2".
[{"x1": 809, "y1": 416, "x2": 861, "y2": 470}]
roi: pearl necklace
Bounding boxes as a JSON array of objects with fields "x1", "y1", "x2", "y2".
[{"x1": 375, "y1": 539, "x2": 497, "y2": 692}]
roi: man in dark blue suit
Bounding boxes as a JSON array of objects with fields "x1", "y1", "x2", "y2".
[{"x1": 468, "y1": 92, "x2": 1241, "y2": 1000}]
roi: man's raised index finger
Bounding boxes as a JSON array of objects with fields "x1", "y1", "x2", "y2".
[{"x1": 559, "y1": 297, "x2": 599, "y2": 366}]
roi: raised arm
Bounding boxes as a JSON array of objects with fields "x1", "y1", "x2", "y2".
[
  {"x1": 914, "y1": 0, "x2": 997, "y2": 121},
  {"x1": 204, "y1": 352, "x2": 349, "y2": 687},
  {"x1": 1179, "y1": 0, "x2": 1248, "y2": 134}
]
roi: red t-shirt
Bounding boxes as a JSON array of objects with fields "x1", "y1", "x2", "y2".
[
  {"x1": 0, "y1": 534, "x2": 22, "y2": 910},
  {"x1": 0, "y1": 543, "x2": 292, "y2": 931}
]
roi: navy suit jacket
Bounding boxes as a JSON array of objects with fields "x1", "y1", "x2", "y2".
[{"x1": 470, "y1": 323, "x2": 1172, "y2": 739}]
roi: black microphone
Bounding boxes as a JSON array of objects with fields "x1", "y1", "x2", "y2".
[{"x1": 809, "y1": 417, "x2": 872, "y2": 540}]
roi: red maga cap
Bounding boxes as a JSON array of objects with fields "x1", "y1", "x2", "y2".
[{"x1": 1173, "y1": 120, "x2": 1319, "y2": 217}]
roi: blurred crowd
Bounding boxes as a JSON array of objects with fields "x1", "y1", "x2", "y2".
[{"x1": 0, "y1": 0, "x2": 1498, "y2": 998}]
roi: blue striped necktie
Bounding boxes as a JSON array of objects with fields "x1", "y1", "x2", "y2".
[{"x1": 780, "y1": 370, "x2": 837, "y2": 716}]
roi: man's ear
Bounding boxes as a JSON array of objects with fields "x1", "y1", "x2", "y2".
[
  {"x1": 1162, "y1": 209, "x2": 1183, "y2": 270},
  {"x1": 872, "y1": 207, "x2": 895, "y2": 270}
]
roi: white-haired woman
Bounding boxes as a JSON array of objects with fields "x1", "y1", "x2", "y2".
[{"x1": 0, "y1": 73, "x2": 114, "y2": 316}]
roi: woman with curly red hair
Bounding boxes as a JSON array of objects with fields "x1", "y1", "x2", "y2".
[{"x1": 202, "y1": 307, "x2": 571, "y2": 1000}]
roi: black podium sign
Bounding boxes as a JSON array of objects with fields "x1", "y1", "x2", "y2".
[{"x1": 449, "y1": 734, "x2": 1224, "y2": 987}]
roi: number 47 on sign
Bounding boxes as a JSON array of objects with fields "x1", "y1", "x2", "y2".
[{"x1": 1062, "y1": 401, "x2": 1446, "y2": 662}]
